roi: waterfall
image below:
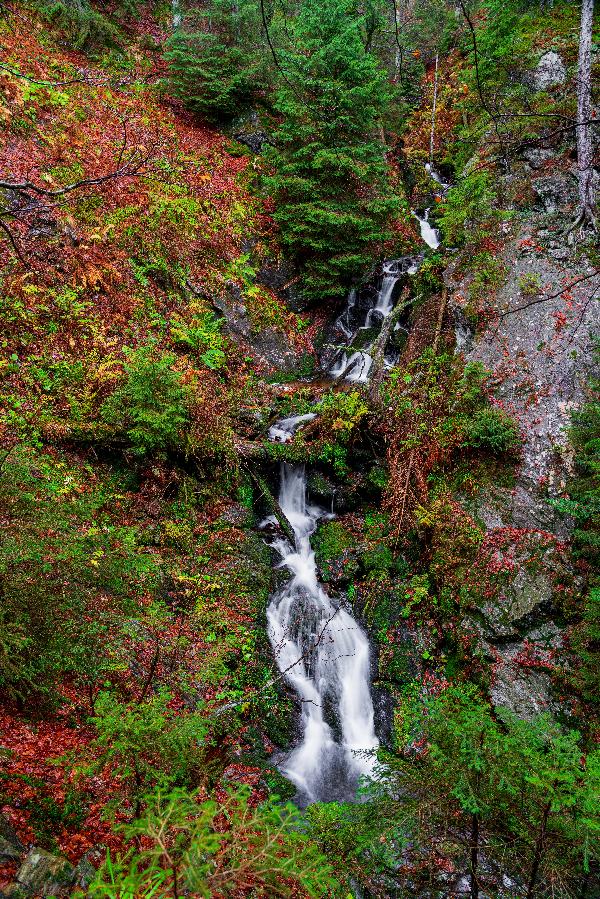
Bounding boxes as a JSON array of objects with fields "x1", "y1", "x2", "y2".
[
  {"x1": 328, "y1": 258, "x2": 416, "y2": 382},
  {"x1": 365, "y1": 260, "x2": 402, "y2": 326},
  {"x1": 266, "y1": 464, "x2": 378, "y2": 804},
  {"x1": 264, "y1": 239, "x2": 440, "y2": 802},
  {"x1": 412, "y1": 208, "x2": 441, "y2": 249},
  {"x1": 268, "y1": 413, "x2": 316, "y2": 443},
  {"x1": 425, "y1": 162, "x2": 451, "y2": 193},
  {"x1": 329, "y1": 350, "x2": 373, "y2": 383}
]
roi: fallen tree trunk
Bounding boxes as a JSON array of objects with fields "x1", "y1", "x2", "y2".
[
  {"x1": 248, "y1": 469, "x2": 297, "y2": 545},
  {"x1": 368, "y1": 287, "x2": 412, "y2": 404}
]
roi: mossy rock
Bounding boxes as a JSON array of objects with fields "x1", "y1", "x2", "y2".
[
  {"x1": 313, "y1": 520, "x2": 362, "y2": 585},
  {"x1": 13, "y1": 848, "x2": 75, "y2": 897},
  {"x1": 262, "y1": 767, "x2": 297, "y2": 802}
]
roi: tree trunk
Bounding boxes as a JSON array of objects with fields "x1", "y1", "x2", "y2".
[
  {"x1": 430, "y1": 54, "x2": 439, "y2": 166},
  {"x1": 249, "y1": 470, "x2": 297, "y2": 546},
  {"x1": 574, "y1": 0, "x2": 596, "y2": 227},
  {"x1": 526, "y1": 801, "x2": 552, "y2": 899},
  {"x1": 470, "y1": 812, "x2": 480, "y2": 899}
]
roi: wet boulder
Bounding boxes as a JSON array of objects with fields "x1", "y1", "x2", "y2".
[
  {"x1": 477, "y1": 564, "x2": 554, "y2": 641},
  {"x1": 231, "y1": 109, "x2": 269, "y2": 154},
  {"x1": 0, "y1": 814, "x2": 23, "y2": 863}
]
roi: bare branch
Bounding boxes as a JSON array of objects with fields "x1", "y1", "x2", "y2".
[
  {"x1": 0, "y1": 217, "x2": 28, "y2": 266},
  {"x1": 499, "y1": 270, "x2": 600, "y2": 319}
]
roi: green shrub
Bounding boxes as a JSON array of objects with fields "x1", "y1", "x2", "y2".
[
  {"x1": 469, "y1": 251, "x2": 506, "y2": 303},
  {"x1": 315, "y1": 390, "x2": 369, "y2": 440},
  {"x1": 90, "y1": 691, "x2": 209, "y2": 811},
  {"x1": 0, "y1": 451, "x2": 158, "y2": 707},
  {"x1": 362, "y1": 542, "x2": 393, "y2": 572},
  {"x1": 169, "y1": 312, "x2": 226, "y2": 369},
  {"x1": 101, "y1": 344, "x2": 190, "y2": 456},
  {"x1": 551, "y1": 352, "x2": 600, "y2": 564},
  {"x1": 440, "y1": 170, "x2": 496, "y2": 245},
  {"x1": 33, "y1": 0, "x2": 121, "y2": 49},
  {"x1": 88, "y1": 787, "x2": 339, "y2": 897},
  {"x1": 460, "y1": 406, "x2": 520, "y2": 456}
]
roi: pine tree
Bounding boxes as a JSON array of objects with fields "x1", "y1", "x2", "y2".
[
  {"x1": 266, "y1": 0, "x2": 401, "y2": 302},
  {"x1": 401, "y1": 684, "x2": 508, "y2": 898},
  {"x1": 499, "y1": 713, "x2": 600, "y2": 897}
]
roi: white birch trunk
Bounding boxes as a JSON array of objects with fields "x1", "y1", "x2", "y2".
[
  {"x1": 575, "y1": 0, "x2": 596, "y2": 224},
  {"x1": 430, "y1": 53, "x2": 439, "y2": 166}
]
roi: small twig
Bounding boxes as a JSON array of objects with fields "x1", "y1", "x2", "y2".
[{"x1": 0, "y1": 218, "x2": 27, "y2": 266}]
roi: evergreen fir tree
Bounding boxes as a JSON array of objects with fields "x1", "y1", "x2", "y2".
[
  {"x1": 164, "y1": 0, "x2": 263, "y2": 122},
  {"x1": 266, "y1": 0, "x2": 401, "y2": 301}
]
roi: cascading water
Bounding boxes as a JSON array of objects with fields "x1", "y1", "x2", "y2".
[
  {"x1": 328, "y1": 257, "x2": 418, "y2": 382},
  {"x1": 365, "y1": 259, "x2": 403, "y2": 325},
  {"x1": 264, "y1": 200, "x2": 444, "y2": 804},
  {"x1": 411, "y1": 162, "x2": 451, "y2": 250},
  {"x1": 268, "y1": 413, "x2": 316, "y2": 444},
  {"x1": 425, "y1": 162, "x2": 451, "y2": 193},
  {"x1": 265, "y1": 463, "x2": 378, "y2": 804},
  {"x1": 412, "y1": 208, "x2": 441, "y2": 249}
]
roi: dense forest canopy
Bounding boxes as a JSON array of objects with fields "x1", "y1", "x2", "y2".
[{"x1": 0, "y1": 0, "x2": 598, "y2": 895}]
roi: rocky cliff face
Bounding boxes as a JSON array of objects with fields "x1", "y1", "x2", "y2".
[{"x1": 447, "y1": 151, "x2": 598, "y2": 719}]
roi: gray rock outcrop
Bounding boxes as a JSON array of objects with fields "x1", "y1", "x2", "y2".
[{"x1": 533, "y1": 51, "x2": 567, "y2": 90}]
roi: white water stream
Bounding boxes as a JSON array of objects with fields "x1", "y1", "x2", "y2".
[
  {"x1": 266, "y1": 463, "x2": 378, "y2": 803},
  {"x1": 412, "y1": 208, "x2": 441, "y2": 249}
]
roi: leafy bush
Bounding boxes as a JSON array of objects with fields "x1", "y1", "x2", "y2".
[
  {"x1": 90, "y1": 691, "x2": 209, "y2": 814},
  {"x1": 468, "y1": 251, "x2": 506, "y2": 304},
  {"x1": 440, "y1": 169, "x2": 496, "y2": 245},
  {"x1": 315, "y1": 389, "x2": 369, "y2": 440},
  {"x1": 385, "y1": 685, "x2": 600, "y2": 898},
  {"x1": 101, "y1": 344, "x2": 190, "y2": 456},
  {"x1": 33, "y1": 0, "x2": 121, "y2": 49},
  {"x1": 169, "y1": 311, "x2": 226, "y2": 369},
  {"x1": 362, "y1": 542, "x2": 393, "y2": 573},
  {"x1": 0, "y1": 451, "x2": 154, "y2": 707}
]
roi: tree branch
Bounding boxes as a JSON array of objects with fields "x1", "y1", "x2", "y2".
[{"x1": 499, "y1": 270, "x2": 600, "y2": 319}]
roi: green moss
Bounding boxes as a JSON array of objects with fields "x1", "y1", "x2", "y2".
[
  {"x1": 313, "y1": 520, "x2": 355, "y2": 568},
  {"x1": 468, "y1": 252, "x2": 507, "y2": 306}
]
